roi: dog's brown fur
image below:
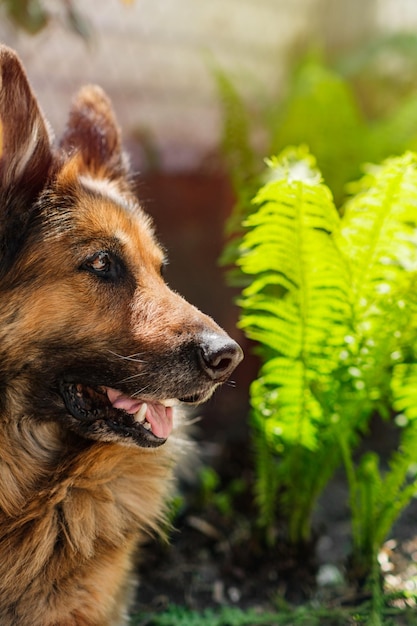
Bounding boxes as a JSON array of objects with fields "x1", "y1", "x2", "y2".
[{"x1": 0, "y1": 46, "x2": 242, "y2": 625}]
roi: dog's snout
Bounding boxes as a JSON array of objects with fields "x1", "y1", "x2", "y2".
[{"x1": 198, "y1": 333, "x2": 243, "y2": 381}]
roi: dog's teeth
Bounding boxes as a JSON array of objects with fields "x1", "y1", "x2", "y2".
[
  {"x1": 160, "y1": 399, "x2": 177, "y2": 407},
  {"x1": 134, "y1": 403, "x2": 148, "y2": 423},
  {"x1": 143, "y1": 421, "x2": 152, "y2": 430}
]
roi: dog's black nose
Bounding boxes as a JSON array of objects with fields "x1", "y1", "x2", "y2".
[{"x1": 198, "y1": 332, "x2": 243, "y2": 381}]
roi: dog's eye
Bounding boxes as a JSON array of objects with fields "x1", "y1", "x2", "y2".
[
  {"x1": 81, "y1": 251, "x2": 120, "y2": 280},
  {"x1": 90, "y1": 252, "x2": 111, "y2": 273},
  {"x1": 160, "y1": 260, "x2": 168, "y2": 278}
]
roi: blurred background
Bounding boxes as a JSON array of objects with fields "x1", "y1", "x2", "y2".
[{"x1": 2, "y1": 0, "x2": 417, "y2": 443}]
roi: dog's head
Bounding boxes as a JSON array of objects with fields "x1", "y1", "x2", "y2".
[{"x1": 0, "y1": 46, "x2": 243, "y2": 448}]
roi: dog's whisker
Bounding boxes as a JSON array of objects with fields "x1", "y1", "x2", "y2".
[
  {"x1": 106, "y1": 349, "x2": 146, "y2": 363},
  {"x1": 116, "y1": 355, "x2": 146, "y2": 363},
  {"x1": 132, "y1": 384, "x2": 153, "y2": 397},
  {"x1": 116, "y1": 372, "x2": 148, "y2": 385}
]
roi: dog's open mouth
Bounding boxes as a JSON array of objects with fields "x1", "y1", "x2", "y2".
[{"x1": 59, "y1": 382, "x2": 175, "y2": 448}]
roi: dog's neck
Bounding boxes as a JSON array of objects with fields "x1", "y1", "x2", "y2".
[
  {"x1": 0, "y1": 419, "x2": 63, "y2": 516},
  {"x1": 0, "y1": 416, "x2": 176, "y2": 541}
]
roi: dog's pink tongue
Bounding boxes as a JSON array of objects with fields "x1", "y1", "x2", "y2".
[
  {"x1": 106, "y1": 388, "x2": 173, "y2": 439},
  {"x1": 106, "y1": 388, "x2": 142, "y2": 413},
  {"x1": 146, "y1": 403, "x2": 173, "y2": 439}
]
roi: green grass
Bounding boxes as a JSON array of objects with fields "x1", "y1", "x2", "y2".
[{"x1": 131, "y1": 601, "x2": 417, "y2": 626}]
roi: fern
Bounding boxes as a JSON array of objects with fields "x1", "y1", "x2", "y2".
[
  {"x1": 335, "y1": 154, "x2": 417, "y2": 575},
  {"x1": 216, "y1": 39, "x2": 417, "y2": 597},
  {"x1": 339, "y1": 153, "x2": 417, "y2": 298},
  {"x1": 349, "y1": 363, "x2": 417, "y2": 573},
  {"x1": 237, "y1": 147, "x2": 417, "y2": 582},
  {"x1": 368, "y1": 95, "x2": 417, "y2": 160},
  {"x1": 334, "y1": 154, "x2": 417, "y2": 426},
  {"x1": 212, "y1": 65, "x2": 258, "y2": 195},
  {"x1": 212, "y1": 66, "x2": 261, "y2": 284},
  {"x1": 238, "y1": 147, "x2": 351, "y2": 541}
]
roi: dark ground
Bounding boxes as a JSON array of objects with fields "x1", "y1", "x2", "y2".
[
  {"x1": 131, "y1": 420, "x2": 417, "y2": 618},
  {"x1": 133, "y1": 440, "x2": 316, "y2": 615}
]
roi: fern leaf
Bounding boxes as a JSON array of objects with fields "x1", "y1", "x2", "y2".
[
  {"x1": 238, "y1": 147, "x2": 351, "y2": 451},
  {"x1": 337, "y1": 153, "x2": 417, "y2": 397},
  {"x1": 340, "y1": 153, "x2": 417, "y2": 296},
  {"x1": 251, "y1": 415, "x2": 281, "y2": 534},
  {"x1": 212, "y1": 66, "x2": 261, "y2": 283},
  {"x1": 359, "y1": 363, "x2": 417, "y2": 550},
  {"x1": 212, "y1": 65, "x2": 258, "y2": 191},
  {"x1": 250, "y1": 359, "x2": 323, "y2": 451},
  {"x1": 391, "y1": 363, "x2": 417, "y2": 419}
]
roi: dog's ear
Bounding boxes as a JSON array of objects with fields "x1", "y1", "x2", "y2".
[
  {"x1": 60, "y1": 85, "x2": 127, "y2": 180},
  {"x1": 0, "y1": 45, "x2": 52, "y2": 200},
  {"x1": 0, "y1": 46, "x2": 52, "y2": 275}
]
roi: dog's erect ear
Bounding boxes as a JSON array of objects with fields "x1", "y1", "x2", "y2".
[
  {"x1": 0, "y1": 45, "x2": 52, "y2": 199},
  {"x1": 60, "y1": 85, "x2": 127, "y2": 180},
  {"x1": 0, "y1": 46, "x2": 52, "y2": 275}
]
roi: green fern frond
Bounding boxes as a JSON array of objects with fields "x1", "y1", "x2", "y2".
[
  {"x1": 237, "y1": 148, "x2": 353, "y2": 538},
  {"x1": 237, "y1": 145, "x2": 417, "y2": 559},
  {"x1": 212, "y1": 66, "x2": 261, "y2": 283},
  {"x1": 340, "y1": 153, "x2": 417, "y2": 290},
  {"x1": 339, "y1": 153, "x2": 417, "y2": 572},
  {"x1": 391, "y1": 363, "x2": 417, "y2": 419},
  {"x1": 348, "y1": 364, "x2": 417, "y2": 561},
  {"x1": 373, "y1": 425, "x2": 417, "y2": 553},
  {"x1": 386, "y1": 364, "x2": 417, "y2": 521},
  {"x1": 251, "y1": 417, "x2": 281, "y2": 535},
  {"x1": 337, "y1": 153, "x2": 417, "y2": 400},
  {"x1": 212, "y1": 65, "x2": 258, "y2": 192},
  {"x1": 250, "y1": 359, "x2": 323, "y2": 451},
  {"x1": 369, "y1": 94, "x2": 417, "y2": 159},
  {"x1": 238, "y1": 147, "x2": 351, "y2": 449}
]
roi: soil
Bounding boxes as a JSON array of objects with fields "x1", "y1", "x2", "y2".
[
  {"x1": 131, "y1": 421, "x2": 417, "y2": 619},
  {"x1": 133, "y1": 442, "x2": 313, "y2": 615}
]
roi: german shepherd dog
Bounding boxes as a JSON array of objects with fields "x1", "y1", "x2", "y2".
[{"x1": 0, "y1": 46, "x2": 242, "y2": 625}]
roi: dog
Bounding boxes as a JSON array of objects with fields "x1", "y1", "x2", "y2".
[{"x1": 0, "y1": 45, "x2": 243, "y2": 626}]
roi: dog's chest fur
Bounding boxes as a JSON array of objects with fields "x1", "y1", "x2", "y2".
[{"x1": 0, "y1": 421, "x2": 179, "y2": 626}]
